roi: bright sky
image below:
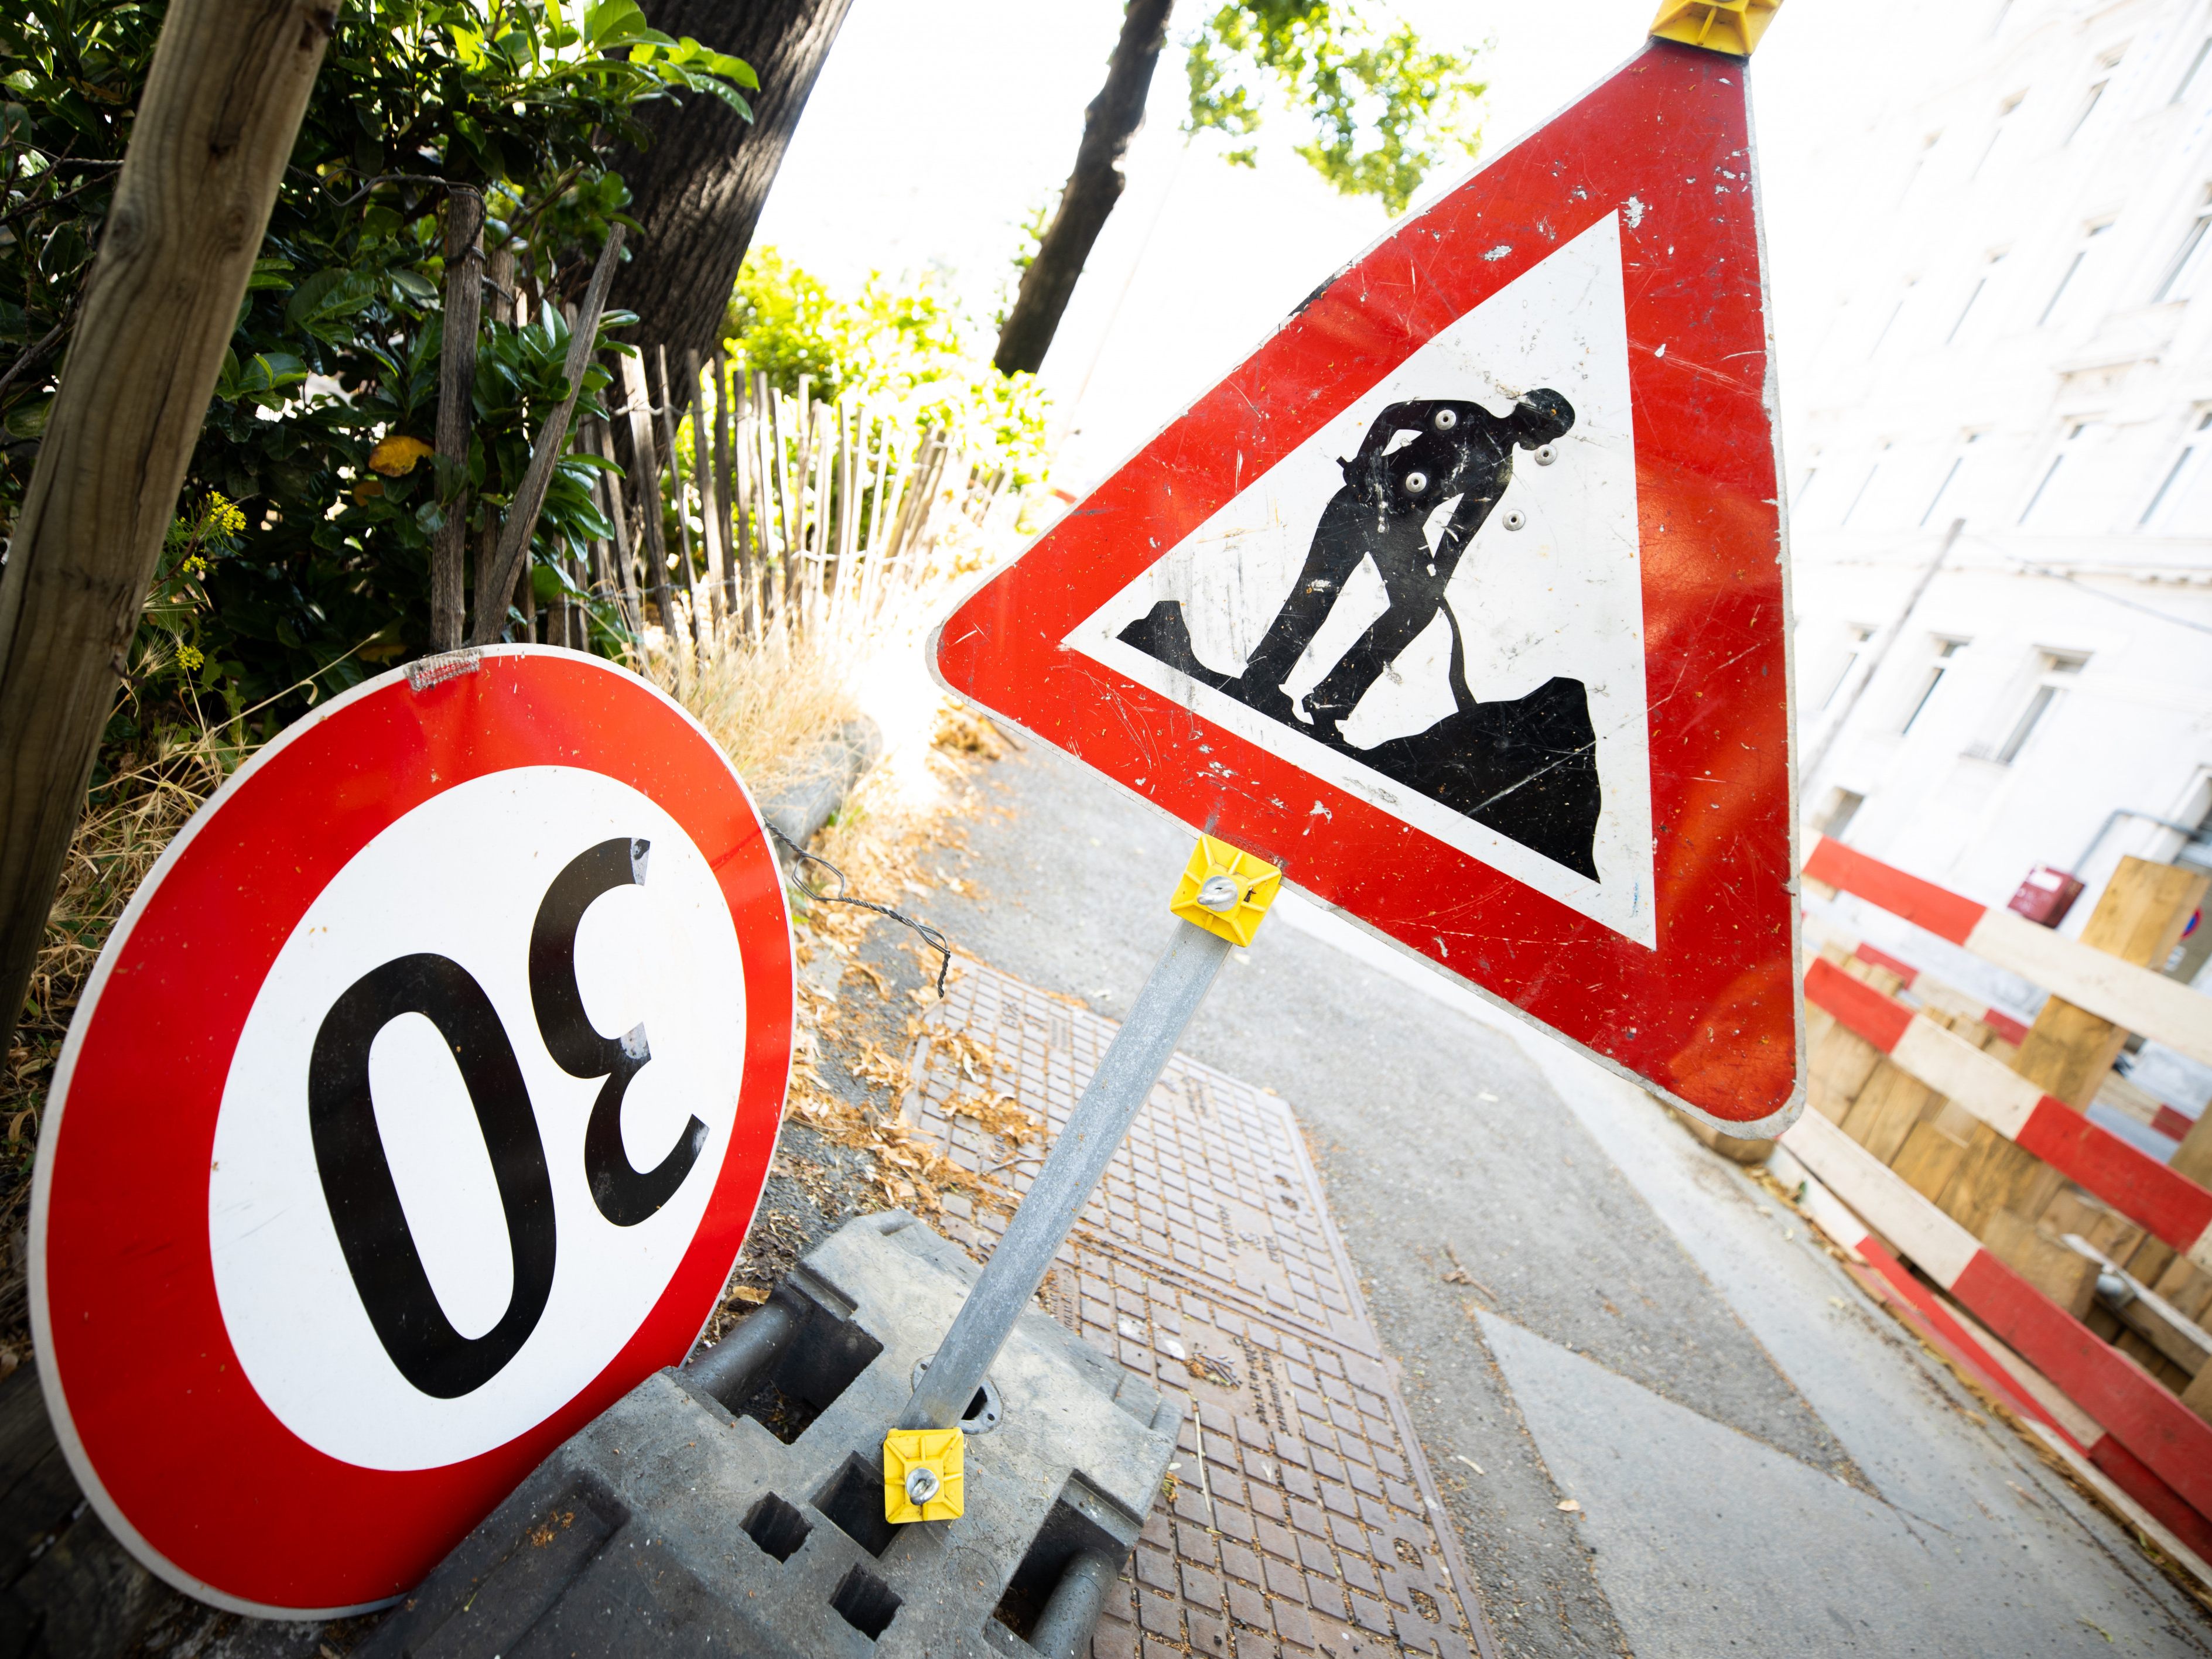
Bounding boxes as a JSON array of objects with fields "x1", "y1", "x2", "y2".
[{"x1": 751, "y1": 1, "x2": 1900, "y2": 491}]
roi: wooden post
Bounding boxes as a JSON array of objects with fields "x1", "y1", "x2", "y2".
[
  {"x1": 593, "y1": 421, "x2": 641, "y2": 635},
  {"x1": 686, "y1": 348, "x2": 726, "y2": 630},
  {"x1": 468, "y1": 228, "x2": 623, "y2": 648},
  {"x1": 654, "y1": 344, "x2": 710, "y2": 648},
  {"x1": 1941, "y1": 856, "x2": 2208, "y2": 1240},
  {"x1": 767, "y1": 379, "x2": 796, "y2": 617},
  {"x1": 0, "y1": 0, "x2": 331, "y2": 1041},
  {"x1": 618, "y1": 351, "x2": 676, "y2": 632},
  {"x1": 432, "y1": 184, "x2": 484, "y2": 651},
  {"x1": 2016, "y1": 857, "x2": 2207, "y2": 1106},
  {"x1": 711, "y1": 349, "x2": 743, "y2": 627}
]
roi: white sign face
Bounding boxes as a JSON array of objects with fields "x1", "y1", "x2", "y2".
[
  {"x1": 1068, "y1": 213, "x2": 1654, "y2": 946},
  {"x1": 209, "y1": 766, "x2": 747, "y2": 1471}
]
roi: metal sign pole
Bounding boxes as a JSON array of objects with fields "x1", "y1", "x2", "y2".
[
  {"x1": 900, "y1": 919, "x2": 1228, "y2": 1430},
  {"x1": 890, "y1": 837, "x2": 1281, "y2": 1453}
]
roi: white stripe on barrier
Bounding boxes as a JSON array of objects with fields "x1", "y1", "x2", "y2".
[
  {"x1": 1964, "y1": 908, "x2": 2212, "y2": 1070},
  {"x1": 1889, "y1": 1017, "x2": 2040, "y2": 1138},
  {"x1": 1783, "y1": 1110, "x2": 1979, "y2": 1287}
]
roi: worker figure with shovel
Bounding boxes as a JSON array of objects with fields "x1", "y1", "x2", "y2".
[{"x1": 1233, "y1": 388, "x2": 1577, "y2": 740}]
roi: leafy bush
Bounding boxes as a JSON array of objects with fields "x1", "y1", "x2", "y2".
[
  {"x1": 1185, "y1": 1, "x2": 1487, "y2": 215},
  {"x1": 725, "y1": 246, "x2": 1053, "y2": 490},
  {"x1": 1, "y1": 0, "x2": 753, "y2": 729}
]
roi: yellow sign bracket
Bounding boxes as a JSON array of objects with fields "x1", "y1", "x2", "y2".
[{"x1": 1650, "y1": 0, "x2": 1780, "y2": 56}]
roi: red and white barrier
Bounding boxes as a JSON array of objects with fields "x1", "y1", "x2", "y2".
[
  {"x1": 1803, "y1": 836, "x2": 2212, "y2": 1069},
  {"x1": 1805, "y1": 959, "x2": 2212, "y2": 1270},
  {"x1": 1770, "y1": 1132, "x2": 2212, "y2": 1575},
  {"x1": 1821, "y1": 932, "x2": 2032, "y2": 1045},
  {"x1": 1780, "y1": 1108, "x2": 2212, "y2": 1525}
]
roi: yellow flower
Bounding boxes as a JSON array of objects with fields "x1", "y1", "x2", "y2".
[
  {"x1": 368, "y1": 434, "x2": 436, "y2": 477},
  {"x1": 177, "y1": 644, "x2": 204, "y2": 671}
]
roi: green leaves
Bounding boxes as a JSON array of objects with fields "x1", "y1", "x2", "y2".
[
  {"x1": 724, "y1": 247, "x2": 1054, "y2": 492},
  {"x1": 1184, "y1": 1, "x2": 1486, "y2": 216},
  {"x1": 4, "y1": 0, "x2": 757, "y2": 727}
]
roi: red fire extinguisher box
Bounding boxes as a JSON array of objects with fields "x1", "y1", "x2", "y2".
[{"x1": 2009, "y1": 865, "x2": 2084, "y2": 928}]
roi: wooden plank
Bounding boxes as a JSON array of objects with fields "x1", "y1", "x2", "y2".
[
  {"x1": 1782, "y1": 1109, "x2": 2212, "y2": 1515},
  {"x1": 2015, "y1": 857, "x2": 2208, "y2": 1108},
  {"x1": 1892, "y1": 1121, "x2": 1966, "y2": 1203},
  {"x1": 1804, "y1": 836, "x2": 2212, "y2": 1065},
  {"x1": 1985, "y1": 1210, "x2": 2097, "y2": 1319},
  {"x1": 1839, "y1": 1058, "x2": 1942, "y2": 1166},
  {"x1": 1807, "y1": 1014, "x2": 1882, "y2": 1123},
  {"x1": 2175, "y1": 1110, "x2": 2212, "y2": 1191}
]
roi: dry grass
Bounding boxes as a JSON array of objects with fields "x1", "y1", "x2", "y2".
[
  {"x1": 2, "y1": 725, "x2": 242, "y2": 1369},
  {"x1": 635, "y1": 605, "x2": 863, "y2": 802}
]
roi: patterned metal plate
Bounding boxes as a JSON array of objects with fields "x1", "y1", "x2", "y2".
[{"x1": 905, "y1": 963, "x2": 1495, "y2": 1659}]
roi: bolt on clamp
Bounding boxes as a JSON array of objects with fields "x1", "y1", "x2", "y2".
[
  {"x1": 883, "y1": 1427, "x2": 963, "y2": 1523},
  {"x1": 1170, "y1": 834, "x2": 1283, "y2": 948}
]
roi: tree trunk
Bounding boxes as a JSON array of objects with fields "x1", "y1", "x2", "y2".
[
  {"x1": 609, "y1": 0, "x2": 857, "y2": 387},
  {"x1": 0, "y1": 0, "x2": 332, "y2": 1043},
  {"x1": 992, "y1": 0, "x2": 1174, "y2": 377}
]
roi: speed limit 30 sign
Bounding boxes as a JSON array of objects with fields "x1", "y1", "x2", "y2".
[{"x1": 28, "y1": 648, "x2": 794, "y2": 1615}]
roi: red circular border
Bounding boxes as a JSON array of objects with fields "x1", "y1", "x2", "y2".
[{"x1": 31, "y1": 650, "x2": 794, "y2": 1612}]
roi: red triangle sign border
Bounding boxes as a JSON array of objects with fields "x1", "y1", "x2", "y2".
[{"x1": 934, "y1": 40, "x2": 1803, "y2": 1134}]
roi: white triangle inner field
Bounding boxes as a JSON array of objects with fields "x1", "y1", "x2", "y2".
[{"x1": 1066, "y1": 212, "x2": 1654, "y2": 947}]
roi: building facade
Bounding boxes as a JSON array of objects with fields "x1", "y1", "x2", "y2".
[{"x1": 1783, "y1": 0, "x2": 2212, "y2": 989}]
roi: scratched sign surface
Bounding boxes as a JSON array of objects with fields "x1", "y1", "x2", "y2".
[{"x1": 934, "y1": 42, "x2": 1801, "y2": 1134}]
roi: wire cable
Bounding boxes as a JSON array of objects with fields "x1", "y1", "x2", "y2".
[{"x1": 765, "y1": 823, "x2": 952, "y2": 997}]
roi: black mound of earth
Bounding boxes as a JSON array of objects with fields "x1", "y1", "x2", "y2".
[{"x1": 1117, "y1": 599, "x2": 1601, "y2": 881}]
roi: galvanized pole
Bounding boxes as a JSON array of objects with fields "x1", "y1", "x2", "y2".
[{"x1": 900, "y1": 917, "x2": 1230, "y2": 1430}]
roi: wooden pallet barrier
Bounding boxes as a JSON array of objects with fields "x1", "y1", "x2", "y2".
[{"x1": 1805, "y1": 959, "x2": 2212, "y2": 1268}]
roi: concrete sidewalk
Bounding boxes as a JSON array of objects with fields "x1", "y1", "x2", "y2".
[{"x1": 917, "y1": 739, "x2": 2212, "y2": 1657}]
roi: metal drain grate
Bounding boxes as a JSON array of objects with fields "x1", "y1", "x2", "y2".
[{"x1": 907, "y1": 963, "x2": 1492, "y2": 1659}]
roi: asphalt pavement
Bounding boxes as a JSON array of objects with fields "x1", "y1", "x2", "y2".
[{"x1": 914, "y1": 737, "x2": 2212, "y2": 1658}]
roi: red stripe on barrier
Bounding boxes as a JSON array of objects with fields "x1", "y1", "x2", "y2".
[
  {"x1": 1804, "y1": 837, "x2": 1987, "y2": 945},
  {"x1": 1851, "y1": 942, "x2": 1921, "y2": 986},
  {"x1": 1844, "y1": 1243, "x2": 2066, "y2": 1438},
  {"x1": 2015, "y1": 1102, "x2": 2212, "y2": 1254},
  {"x1": 2153, "y1": 1105, "x2": 2195, "y2": 1143},
  {"x1": 2087, "y1": 1435, "x2": 2212, "y2": 1564},
  {"x1": 1804, "y1": 959, "x2": 1914, "y2": 1052},
  {"x1": 1953, "y1": 1250, "x2": 2212, "y2": 1517},
  {"x1": 1981, "y1": 1007, "x2": 2031, "y2": 1046}
]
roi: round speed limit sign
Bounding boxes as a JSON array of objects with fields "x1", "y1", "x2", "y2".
[{"x1": 29, "y1": 648, "x2": 794, "y2": 1615}]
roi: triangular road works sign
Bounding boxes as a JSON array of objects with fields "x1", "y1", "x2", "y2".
[{"x1": 934, "y1": 40, "x2": 1800, "y2": 1135}]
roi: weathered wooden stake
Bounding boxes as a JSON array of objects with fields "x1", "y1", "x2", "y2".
[
  {"x1": 0, "y1": 0, "x2": 332, "y2": 1042},
  {"x1": 469, "y1": 228, "x2": 624, "y2": 648}
]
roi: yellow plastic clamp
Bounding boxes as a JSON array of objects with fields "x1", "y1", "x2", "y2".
[
  {"x1": 1650, "y1": 0, "x2": 1780, "y2": 56},
  {"x1": 883, "y1": 1428, "x2": 964, "y2": 1524},
  {"x1": 1168, "y1": 834, "x2": 1282, "y2": 949}
]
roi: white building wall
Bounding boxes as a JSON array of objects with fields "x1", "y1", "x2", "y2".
[{"x1": 1773, "y1": 0, "x2": 2212, "y2": 967}]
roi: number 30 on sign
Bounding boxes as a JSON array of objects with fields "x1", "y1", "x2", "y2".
[{"x1": 29, "y1": 649, "x2": 795, "y2": 1616}]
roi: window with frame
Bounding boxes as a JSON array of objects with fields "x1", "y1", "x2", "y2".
[
  {"x1": 1902, "y1": 637, "x2": 1970, "y2": 734},
  {"x1": 2176, "y1": 35, "x2": 2212, "y2": 103},
  {"x1": 2039, "y1": 221, "x2": 2113, "y2": 326},
  {"x1": 1973, "y1": 93, "x2": 2026, "y2": 176},
  {"x1": 1841, "y1": 443, "x2": 1890, "y2": 526},
  {"x1": 1817, "y1": 788, "x2": 1867, "y2": 842},
  {"x1": 1823, "y1": 624, "x2": 1877, "y2": 709},
  {"x1": 1948, "y1": 252, "x2": 2008, "y2": 343},
  {"x1": 1993, "y1": 651, "x2": 2089, "y2": 764},
  {"x1": 2154, "y1": 191, "x2": 2212, "y2": 302},
  {"x1": 2019, "y1": 419, "x2": 2102, "y2": 523},
  {"x1": 2141, "y1": 409, "x2": 2212, "y2": 530},
  {"x1": 1920, "y1": 431, "x2": 1986, "y2": 526},
  {"x1": 1872, "y1": 279, "x2": 1917, "y2": 353}
]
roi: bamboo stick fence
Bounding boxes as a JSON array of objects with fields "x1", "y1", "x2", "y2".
[{"x1": 531, "y1": 339, "x2": 1012, "y2": 654}]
